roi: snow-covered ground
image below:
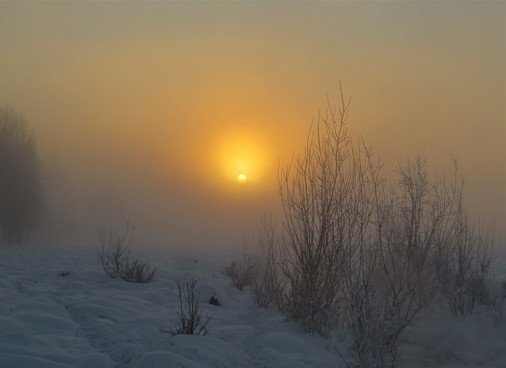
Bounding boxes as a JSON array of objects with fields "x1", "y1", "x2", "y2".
[{"x1": 1, "y1": 244, "x2": 505, "y2": 368}]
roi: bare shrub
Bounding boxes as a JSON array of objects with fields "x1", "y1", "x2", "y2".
[
  {"x1": 341, "y1": 153, "x2": 494, "y2": 368},
  {"x1": 442, "y1": 237, "x2": 492, "y2": 318},
  {"x1": 97, "y1": 220, "x2": 134, "y2": 278},
  {"x1": 162, "y1": 274, "x2": 211, "y2": 336},
  {"x1": 278, "y1": 89, "x2": 369, "y2": 336},
  {"x1": 484, "y1": 281, "x2": 504, "y2": 326},
  {"x1": 224, "y1": 242, "x2": 259, "y2": 291},
  {"x1": 251, "y1": 213, "x2": 286, "y2": 310},
  {"x1": 219, "y1": 86, "x2": 495, "y2": 366},
  {"x1": 121, "y1": 256, "x2": 156, "y2": 283},
  {"x1": 223, "y1": 213, "x2": 285, "y2": 309},
  {"x1": 271, "y1": 86, "x2": 495, "y2": 367},
  {"x1": 426, "y1": 159, "x2": 495, "y2": 317},
  {"x1": 96, "y1": 220, "x2": 155, "y2": 283},
  {"x1": 343, "y1": 155, "x2": 437, "y2": 368}
]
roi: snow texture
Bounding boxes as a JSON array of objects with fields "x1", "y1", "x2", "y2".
[{"x1": 1, "y1": 245, "x2": 505, "y2": 367}]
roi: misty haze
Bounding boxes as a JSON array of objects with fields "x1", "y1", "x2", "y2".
[{"x1": 0, "y1": 2, "x2": 505, "y2": 368}]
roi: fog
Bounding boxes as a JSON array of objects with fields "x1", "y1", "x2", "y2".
[{"x1": 1, "y1": 2, "x2": 504, "y2": 248}]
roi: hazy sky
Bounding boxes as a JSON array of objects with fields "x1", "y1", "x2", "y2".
[{"x1": 1, "y1": 1, "x2": 504, "y2": 247}]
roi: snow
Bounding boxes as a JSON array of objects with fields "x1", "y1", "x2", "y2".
[{"x1": 0, "y1": 245, "x2": 505, "y2": 368}]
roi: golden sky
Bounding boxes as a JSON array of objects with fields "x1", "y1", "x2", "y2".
[{"x1": 0, "y1": 2, "x2": 504, "y2": 247}]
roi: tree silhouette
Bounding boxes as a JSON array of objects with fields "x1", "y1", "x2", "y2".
[{"x1": 0, "y1": 107, "x2": 44, "y2": 244}]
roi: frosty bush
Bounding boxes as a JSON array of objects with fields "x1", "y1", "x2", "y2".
[
  {"x1": 220, "y1": 86, "x2": 497, "y2": 367},
  {"x1": 120, "y1": 256, "x2": 156, "y2": 283},
  {"x1": 96, "y1": 221, "x2": 155, "y2": 283},
  {"x1": 425, "y1": 162, "x2": 495, "y2": 318},
  {"x1": 278, "y1": 90, "x2": 368, "y2": 336},
  {"x1": 233, "y1": 86, "x2": 498, "y2": 368},
  {"x1": 342, "y1": 155, "x2": 438, "y2": 368},
  {"x1": 162, "y1": 274, "x2": 211, "y2": 336}
]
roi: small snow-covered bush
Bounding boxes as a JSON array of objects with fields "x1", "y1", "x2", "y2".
[
  {"x1": 162, "y1": 274, "x2": 211, "y2": 336},
  {"x1": 96, "y1": 221, "x2": 155, "y2": 283},
  {"x1": 121, "y1": 256, "x2": 156, "y2": 283}
]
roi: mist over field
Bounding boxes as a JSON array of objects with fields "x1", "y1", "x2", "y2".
[
  {"x1": 1, "y1": 3, "x2": 506, "y2": 368},
  {"x1": 1, "y1": 1, "x2": 504, "y2": 249}
]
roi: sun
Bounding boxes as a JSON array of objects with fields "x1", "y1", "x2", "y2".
[
  {"x1": 236, "y1": 173, "x2": 248, "y2": 183},
  {"x1": 213, "y1": 128, "x2": 271, "y2": 186}
]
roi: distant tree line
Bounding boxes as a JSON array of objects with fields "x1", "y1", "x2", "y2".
[{"x1": 0, "y1": 106, "x2": 44, "y2": 244}]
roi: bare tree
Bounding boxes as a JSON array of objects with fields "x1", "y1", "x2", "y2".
[
  {"x1": 0, "y1": 106, "x2": 44, "y2": 244},
  {"x1": 278, "y1": 87, "x2": 371, "y2": 336}
]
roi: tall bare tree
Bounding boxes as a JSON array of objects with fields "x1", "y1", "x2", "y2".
[{"x1": 278, "y1": 87, "x2": 376, "y2": 335}]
